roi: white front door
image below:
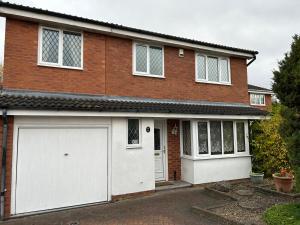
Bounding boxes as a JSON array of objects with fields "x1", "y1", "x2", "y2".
[
  {"x1": 13, "y1": 126, "x2": 108, "y2": 214},
  {"x1": 154, "y1": 120, "x2": 166, "y2": 181}
]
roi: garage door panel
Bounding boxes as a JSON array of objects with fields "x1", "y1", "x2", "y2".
[{"x1": 15, "y1": 127, "x2": 108, "y2": 214}]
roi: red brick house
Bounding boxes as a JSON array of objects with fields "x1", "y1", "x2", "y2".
[
  {"x1": 248, "y1": 84, "x2": 273, "y2": 110},
  {"x1": 0, "y1": 2, "x2": 267, "y2": 218}
]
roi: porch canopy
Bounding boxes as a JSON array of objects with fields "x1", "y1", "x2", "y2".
[{"x1": 0, "y1": 89, "x2": 267, "y2": 117}]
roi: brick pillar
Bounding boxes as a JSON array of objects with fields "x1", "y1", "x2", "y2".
[
  {"x1": 0, "y1": 116, "x2": 14, "y2": 218},
  {"x1": 167, "y1": 119, "x2": 181, "y2": 181}
]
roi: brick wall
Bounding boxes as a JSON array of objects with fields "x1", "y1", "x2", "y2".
[
  {"x1": 167, "y1": 120, "x2": 181, "y2": 181},
  {"x1": 3, "y1": 18, "x2": 250, "y2": 104},
  {"x1": 0, "y1": 116, "x2": 14, "y2": 218}
]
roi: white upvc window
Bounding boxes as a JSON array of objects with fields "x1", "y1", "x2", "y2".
[
  {"x1": 183, "y1": 120, "x2": 248, "y2": 158},
  {"x1": 38, "y1": 26, "x2": 83, "y2": 70},
  {"x1": 195, "y1": 53, "x2": 231, "y2": 85},
  {"x1": 127, "y1": 118, "x2": 142, "y2": 148},
  {"x1": 133, "y1": 42, "x2": 164, "y2": 78},
  {"x1": 250, "y1": 93, "x2": 265, "y2": 106}
]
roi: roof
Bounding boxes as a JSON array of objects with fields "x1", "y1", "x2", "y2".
[
  {"x1": 248, "y1": 84, "x2": 273, "y2": 93},
  {"x1": 0, "y1": 89, "x2": 267, "y2": 116},
  {"x1": 0, "y1": 1, "x2": 258, "y2": 56}
]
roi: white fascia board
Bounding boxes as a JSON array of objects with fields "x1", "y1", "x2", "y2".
[
  {"x1": 7, "y1": 110, "x2": 267, "y2": 120},
  {"x1": 0, "y1": 7, "x2": 254, "y2": 59},
  {"x1": 248, "y1": 90, "x2": 274, "y2": 95}
]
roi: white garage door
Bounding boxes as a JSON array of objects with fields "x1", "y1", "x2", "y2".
[{"x1": 14, "y1": 127, "x2": 108, "y2": 214}]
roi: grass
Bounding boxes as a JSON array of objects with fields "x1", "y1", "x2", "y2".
[{"x1": 264, "y1": 203, "x2": 300, "y2": 225}]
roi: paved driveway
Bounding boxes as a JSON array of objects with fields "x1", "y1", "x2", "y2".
[{"x1": 2, "y1": 187, "x2": 230, "y2": 225}]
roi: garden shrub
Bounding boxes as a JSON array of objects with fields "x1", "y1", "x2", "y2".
[
  {"x1": 264, "y1": 203, "x2": 300, "y2": 225},
  {"x1": 251, "y1": 104, "x2": 289, "y2": 176}
]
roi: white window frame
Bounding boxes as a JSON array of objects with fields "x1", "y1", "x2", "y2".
[
  {"x1": 250, "y1": 93, "x2": 266, "y2": 106},
  {"x1": 180, "y1": 120, "x2": 193, "y2": 157},
  {"x1": 38, "y1": 26, "x2": 84, "y2": 70},
  {"x1": 133, "y1": 42, "x2": 165, "y2": 78},
  {"x1": 195, "y1": 53, "x2": 231, "y2": 85},
  {"x1": 126, "y1": 118, "x2": 142, "y2": 149},
  {"x1": 181, "y1": 120, "x2": 249, "y2": 159}
]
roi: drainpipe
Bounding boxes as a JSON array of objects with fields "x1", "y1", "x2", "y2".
[
  {"x1": 0, "y1": 109, "x2": 8, "y2": 220},
  {"x1": 247, "y1": 55, "x2": 256, "y2": 67}
]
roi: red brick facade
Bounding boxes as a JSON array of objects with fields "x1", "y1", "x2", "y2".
[
  {"x1": 3, "y1": 18, "x2": 250, "y2": 104},
  {"x1": 167, "y1": 120, "x2": 181, "y2": 181}
]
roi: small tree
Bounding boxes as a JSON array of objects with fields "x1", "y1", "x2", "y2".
[
  {"x1": 251, "y1": 104, "x2": 289, "y2": 176},
  {"x1": 273, "y1": 34, "x2": 300, "y2": 191}
]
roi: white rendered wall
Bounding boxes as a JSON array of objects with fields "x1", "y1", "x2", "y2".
[
  {"x1": 111, "y1": 118, "x2": 155, "y2": 196},
  {"x1": 181, "y1": 156, "x2": 251, "y2": 184}
]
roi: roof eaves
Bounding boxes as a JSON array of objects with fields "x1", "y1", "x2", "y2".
[{"x1": 0, "y1": 1, "x2": 258, "y2": 56}]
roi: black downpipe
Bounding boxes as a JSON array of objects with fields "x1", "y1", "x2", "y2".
[
  {"x1": 0, "y1": 109, "x2": 8, "y2": 220},
  {"x1": 247, "y1": 55, "x2": 256, "y2": 67}
]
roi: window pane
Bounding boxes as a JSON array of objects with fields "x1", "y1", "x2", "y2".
[
  {"x1": 260, "y1": 95, "x2": 265, "y2": 104},
  {"x1": 210, "y1": 121, "x2": 222, "y2": 155},
  {"x1": 154, "y1": 128, "x2": 161, "y2": 150},
  {"x1": 220, "y1": 58, "x2": 229, "y2": 82},
  {"x1": 197, "y1": 55, "x2": 206, "y2": 80},
  {"x1": 198, "y1": 122, "x2": 208, "y2": 154},
  {"x1": 182, "y1": 121, "x2": 191, "y2": 155},
  {"x1": 63, "y1": 31, "x2": 82, "y2": 68},
  {"x1": 250, "y1": 94, "x2": 255, "y2": 104},
  {"x1": 128, "y1": 119, "x2": 139, "y2": 145},
  {"x1": 237, "y1": 122, "x2": 246, "y2": 152},
  {"x1": 150, "y1": 46, "x2": 163, "y2": 75},
  {"x1": 136, "y1": 44, "x2": 147, "y2": 73},
  {"x1": 223, "y1": 121, "x2": 234, "y2": 154},
  {"x1": 42, "y1": 28, "x2": 59, "y2": 63},
  {"x1": 207, "y1": 57, "x2": 219, "y2": 82}
]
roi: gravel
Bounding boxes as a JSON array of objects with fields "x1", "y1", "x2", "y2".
[{"x1": 207, "y1": 179, "x2": 300, "y2": 225}]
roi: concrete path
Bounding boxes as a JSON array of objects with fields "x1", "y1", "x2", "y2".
[{"x1": 1, "y1": 187, "x2": 231, "y2": 225}]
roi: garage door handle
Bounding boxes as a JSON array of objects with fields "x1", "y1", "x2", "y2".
[{"x1": 64, "y1": 153, "x2": 69, "y2": 156}]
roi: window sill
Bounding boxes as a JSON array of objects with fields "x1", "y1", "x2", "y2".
[
  {"x1": 181, "y1": 154, "x2": 251, "y2": 161},
  {"x1": 38, "y1": 63, "x2": 83, "y2": 71},
  {"x1": 195, "y1": 80, "x2": 231, "y2": 86},
  {"x1": 250, "y1": 104, "x2": 266, "y2": 106},
  {"x1": 133, "y1": 73, "x2": 165, "y2": 79}
]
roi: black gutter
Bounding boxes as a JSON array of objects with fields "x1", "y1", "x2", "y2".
[
  {"x1": 247, "y1": 55, "x2": 256, "y2": 67},
  {"x1": 0, "y1": 109, "x2": 8, "y2": 220}
]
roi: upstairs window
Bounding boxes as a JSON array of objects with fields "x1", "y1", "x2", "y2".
[
  {"x1": 196, "y1": 54, "x2": 230, "y2": 84},
  {"x1": 39, "y1": 27, "x2": 83, "y2": 69},
  {"x1": 250, "y1": 93, "x2": 265, "y2": 105},
  {"x1": 133, "y1": 43, "x2": 164, "y2": 77}
]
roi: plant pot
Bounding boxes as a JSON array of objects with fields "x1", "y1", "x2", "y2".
[
  {"x1": 272, "y1": 174, "x2": 294, "y2": 193},
  {"x1": 250, "y1": 173, "x2": 264, "y2": 184}
]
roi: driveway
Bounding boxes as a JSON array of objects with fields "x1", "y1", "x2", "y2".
[{"x1": 2, "y1": 187, "x2": 231, "y2": 225}]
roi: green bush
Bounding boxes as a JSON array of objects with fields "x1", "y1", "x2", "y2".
[
  {"x1": 264, "y1": 203, "x2": 300, "y2": 225},
  {"x1": 251, "y1": 104, "x2": 289, "y2": 176}
]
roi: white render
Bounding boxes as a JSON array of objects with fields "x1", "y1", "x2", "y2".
[
  {"x1": 111, "y1": 118, "x2": 155, "y2": 196},
  {"x1": 181, "y1": 156, "x2": 252, "y2": 184},
  {"x1": 10, "y1": 115, "x2": 255, "y2": 215}
]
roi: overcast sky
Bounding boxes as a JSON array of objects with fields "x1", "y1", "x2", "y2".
[{"x1": 0, "y1": 0, "x2": 299, "y2": 88}]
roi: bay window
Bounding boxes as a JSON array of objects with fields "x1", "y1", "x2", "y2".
[
  {"x1": 183, "y1": 120, "x2": 248, "y2": 158},
  {"x1": 196, "y1": 53, "x2": 230, "y2": 84}
]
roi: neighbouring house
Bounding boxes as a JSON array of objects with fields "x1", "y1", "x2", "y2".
[
  {"x1": 248, "y1": 84, "x2": 274, "y2": 110},
  {"x1": 0, "y1": 2, "x2": 267, "y2": 218}
]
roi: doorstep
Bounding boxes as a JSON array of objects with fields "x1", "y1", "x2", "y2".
[{"x1": 155, "y1": 180, "x2": 192, "y2": 191}]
